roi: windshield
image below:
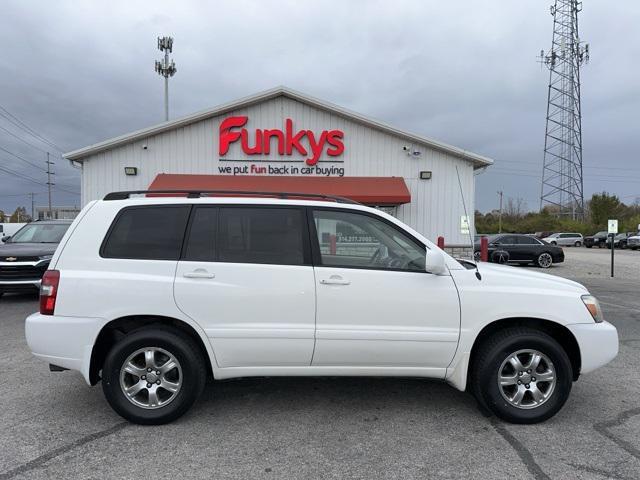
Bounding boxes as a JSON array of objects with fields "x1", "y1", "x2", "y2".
[
  {"x1": 8, "y1": 223, "x2": 69, "y2": 243},
  {"x1": 547, "y1": 233, "x2": 559, "y2": 238}
]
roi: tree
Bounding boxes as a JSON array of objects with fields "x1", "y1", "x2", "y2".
[
  {"x1": 0, "y1": 210, "x2": 5, "y2": 222},
  {"x1": 9, "y1": 206, "x2": 32, "y2": 223},
  {"x1": 588, "y1": 192, "x2": 622, "y2": 226}
]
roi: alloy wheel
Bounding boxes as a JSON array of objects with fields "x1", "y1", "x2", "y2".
[
  {"x1": 497, "y1": 349, "x2": 556, "y2": 409},
  {"x1": 538, "y1": 253, "x2": 552, "y2": 268},
  {"x1": 119, "y1": 347, "x2": 182, "y2": 409}
]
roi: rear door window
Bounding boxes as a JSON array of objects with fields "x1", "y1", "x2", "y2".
[
  {"x1": 217, "y1": 207, "x2": 306, "y2": 265},
  {"x1": 183, "y1": 207, "x2": 217, "y2": 261},
  {"x1": 101, "y1": 205, "x2": 190, "y2": 260}
]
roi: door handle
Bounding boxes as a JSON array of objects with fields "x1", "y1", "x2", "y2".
[
  {"x1": 183, "y1": 269, "x2": 215, "y2": 279},
  {"x1": 320, "y1": 275, "x2": 350, "y2": 286}
]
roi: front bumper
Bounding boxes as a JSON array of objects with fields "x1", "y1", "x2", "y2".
[
  {"x1": 0, "y1": 279, "x2": 41, "y2": 292},
  {"x1": 567, "y1": 321, "x2": 618, "y2": 374},
  {"x1": 25, "y1": 312, "x2": 105, "y2": 385}
]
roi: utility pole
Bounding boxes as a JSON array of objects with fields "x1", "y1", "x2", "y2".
[
  {"x1": 497, "y1": 190, "x2": 503, "y2": 233},
  {"x1": 155, "y1": 36, "x2": 177, "y2": 121},
  {"x1": 45, "y1": 153, "x2": 54, "y2": 219},
  {"x1": 29, "y1": 192, "x2": 35, "y2": 220},
  {"x1": 539, "y1": 0, "x2": 589, "y2": 219}
]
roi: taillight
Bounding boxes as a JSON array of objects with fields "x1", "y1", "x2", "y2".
[{"x1": 40, "y1": 270, "x2": 60, "y2": 315}]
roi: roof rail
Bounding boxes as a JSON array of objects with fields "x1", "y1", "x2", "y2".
[{"x1": 103, "y1": 189, "x2": 360, "y2": 204}]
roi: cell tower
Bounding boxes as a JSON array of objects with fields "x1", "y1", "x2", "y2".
[
  {"x1": 539, "y1": 0, "x2": 589, "y2": 219},
  {"x1": 155, "y1": 36, "x2": 177, "y2": 122}
]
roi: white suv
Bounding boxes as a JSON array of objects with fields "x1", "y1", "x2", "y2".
[{"x1": 25, "y1": 191, "x2": 618, "y2": 425}]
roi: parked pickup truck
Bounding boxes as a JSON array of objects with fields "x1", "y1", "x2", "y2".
[{"x1": 583, "y1": 231, "x2": 608, "y2": 248}]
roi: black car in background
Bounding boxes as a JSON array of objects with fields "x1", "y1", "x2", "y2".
[
  {"x1": 0, "y1": 220, "x2": 72, "y2": 297},
  {"x1": 584, "y1": 231, "x2": 608, "y2": 248},
  {"x1": 605, "y1": 232, "x2": 638, "y2": 249},
  {"x1": 474, "y1": 233, "x2": 564, "y2": 268}
]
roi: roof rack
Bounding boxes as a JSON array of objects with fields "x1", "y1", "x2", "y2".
[{"x1": 103, "y1": 189, "x2": 360, "y2": 204}]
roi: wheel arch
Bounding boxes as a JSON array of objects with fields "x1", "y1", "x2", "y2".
[
  {"x1": 466, "y1": 317, "x2": 581, "y2": 390},
  {"x1": 89, "y1": 315, "x2": 214, "y2": 385}
]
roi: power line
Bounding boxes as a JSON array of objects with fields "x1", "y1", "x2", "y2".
[
  {"x1": 0, "y1": 104, "x2": 64, "y2": 152},
  {"x1": 0, "y1": 146, "x2": 46, "y2": 172},
  {"x1": 0, "y1": 123, "x2": 51, "y2": 155}
]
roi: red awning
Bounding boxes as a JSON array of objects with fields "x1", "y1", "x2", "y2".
[{"x1": 148, "y1": 174, "x2": 411, "y2": 205}]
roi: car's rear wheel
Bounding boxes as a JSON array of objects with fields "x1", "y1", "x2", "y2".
[
  {"x1": 536, "y1": 252, "x2": 553, "y2": 268},
  {"x1": 470, "y1": 327, "x2": 572, "y2": 423},
  {"x1": 492, "y1": 250, "x2": 509, "y2": 264},
  {"x1": 102, "y1": 327, "x2": 207, "y2": 425}
]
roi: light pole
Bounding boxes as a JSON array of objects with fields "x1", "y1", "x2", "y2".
[
  {"x1": 497, "y1": 190, "x2": 503, "y2": 233},
  {"x1": 155, "y1": 36, "x2": 177, "y2": 121}
]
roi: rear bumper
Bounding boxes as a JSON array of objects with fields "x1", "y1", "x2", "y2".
[
  {"x1": 25, "y1": 312, "x2": 105, "y2": 385},
  {"x1": 567, "y1": 321, "x2": 619, "y2": 374}
]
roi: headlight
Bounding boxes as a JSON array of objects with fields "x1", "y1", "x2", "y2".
[{"x1": 581, "y1": 295, "x2": 603, "y2": 323}]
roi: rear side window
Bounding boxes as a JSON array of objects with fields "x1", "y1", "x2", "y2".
[
  {"x1": 102, "y1": 206, "x2": 190, "y2": 260},
  {"x1": 217, "y1": 207, "x2": 305, "y2": 265},
  {"x1": 183, "y1": 207, "x2": 217, "y2": 261}
]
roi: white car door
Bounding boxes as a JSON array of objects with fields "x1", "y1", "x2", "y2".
[
  {"x1": 310, "y1": 208, "x2": 461, "y2": 370},
  {"x1": 174, "y1": 205, "x2": 316, "y2": 368}
]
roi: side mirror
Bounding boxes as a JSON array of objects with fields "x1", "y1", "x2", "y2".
[
  {"x1": 1, "y1": 236, "x2": 9, "y2": 243},
  {"x1": 425, "y1": 248, "x2": 447, "y2": 275}
]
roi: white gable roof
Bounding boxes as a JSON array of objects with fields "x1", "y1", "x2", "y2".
[{"x1": 64, "y1": 86, "x2": 493, "y2": 168}]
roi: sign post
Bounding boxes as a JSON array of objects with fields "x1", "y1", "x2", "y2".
[{"x1": 608, "y1": 219, "x2": 618, "y2": 277}]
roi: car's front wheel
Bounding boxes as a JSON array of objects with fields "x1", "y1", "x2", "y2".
[
  {"x1": 470, "y1": 327, "x2": 572, "y2": 423},
  {"x1": 536, "y1": 252, "x2": 553, "y2": 268},
  {"x1": 574, "y1": 241, "x2": 581, "y2": 247},
  {"x1": 102, "y1": 327, "x2": 207, "y2": 425}
]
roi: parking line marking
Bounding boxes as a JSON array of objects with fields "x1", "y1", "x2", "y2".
[{"x1": 0, "y1": 422, "x2": 128, "y2": 480}]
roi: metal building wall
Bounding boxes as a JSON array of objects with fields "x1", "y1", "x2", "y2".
[{"x1": 80, "y1": 96, "x2": 476, "y2": 244}]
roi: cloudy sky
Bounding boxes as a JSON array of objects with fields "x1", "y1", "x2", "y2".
[{"x1": 0, "y1": 0, "x2": 639, "y2": 216}]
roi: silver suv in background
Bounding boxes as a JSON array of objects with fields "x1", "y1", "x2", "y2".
[{"x1": 542, "y1": 232, "x2": 583, "y2": 247}]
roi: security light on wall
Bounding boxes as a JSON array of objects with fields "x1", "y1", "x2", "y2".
[
  {"x1": 124, "y1": 167, "x2": 138, "y2": 176},
  {"x1": 420, "y1": 171, "x2": 432, "y2": 180}
]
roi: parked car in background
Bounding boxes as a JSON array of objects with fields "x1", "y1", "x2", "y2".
[
  {"x1": 0, "y1": 220, "x2": 72, "y2": 297},
  {"x1": 0, "y1": 223, "x2": 27, "y2": 242},
  {"x1": 605, "y1": 232, "x2": 638, "y2": 249},
  {"x1": 542, "y1": 232, "x2": 583, "y2": 247},
  {"x1": 584, "y1": 231, "x2": 608, "y2": 248},
  {"x1": 474, "y1": 233, "x2": 564, "y2": 268},
  {"x1": 534, "y1": 231, "x2": 555, "y2": 239},
  {"x1": 25, "y1": 191, "x2": 617, "y2": 425},
  {"x1": 627, "y1": 233, "x2": 640, "y2": 250}
]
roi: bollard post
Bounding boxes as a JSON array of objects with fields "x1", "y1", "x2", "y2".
[
  {"x1": 480, "y1": 236, "x2": 488, "y2": 262},
  {"x1": 330, "y1": 234, "x2": 337, "y2": 255},
  {"x1": 437, "y1": 236, "x2": 445, "y2": 250}
]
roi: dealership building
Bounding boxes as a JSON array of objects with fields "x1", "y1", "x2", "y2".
[{"x1": 64, "y1": 86, "x2": 492, "y2": 245}]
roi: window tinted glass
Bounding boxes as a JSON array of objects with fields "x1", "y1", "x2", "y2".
[
  {"x1": 10, "y1": 223, "x2": 69, "y2": 243},
  {"x1": 217, "y1": 207, "x2": 304, "y2": 265},
  {"x1": 499, "y1": 236, "x2": 518, "y2": 244},
  {"x1": 313, "y1": 209, "x2": 425, "y2": 271},
  {"x1": 184, "y1": 207, "x2": 217, "y2": 261},
  {"x1": 102, "y1": 206, "x2": 190, "y2": 260},
  {"x1": 517, "y1": 236, "x2": 540, "y2": 245}
]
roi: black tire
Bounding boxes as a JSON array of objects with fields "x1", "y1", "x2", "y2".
[
  {"x1": 574, "y1": 241, "x2": 581, "y2": 247},
  {"x1": 492, "y1": 250, "x2": 509, "y2": 264},
  {"x1": 536, "y1": 252, "x2": 553, "y2": 268},
  {"x1": 470, "y1": 327, "x2": 573, "y2": 424},
  {"x1": 550, "y1": 241, "x2": 557, "y2": 245},
  {"x1": 585, "y1": 245, "x2": 592, "y2": 248},
  {"x1": 102, "y1": 326, "x2": 207, "y2": 425}
]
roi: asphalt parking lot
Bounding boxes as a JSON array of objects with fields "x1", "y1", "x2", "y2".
[{"x1": 0, "y1": 249, "x2": 639, "y2": 479}]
